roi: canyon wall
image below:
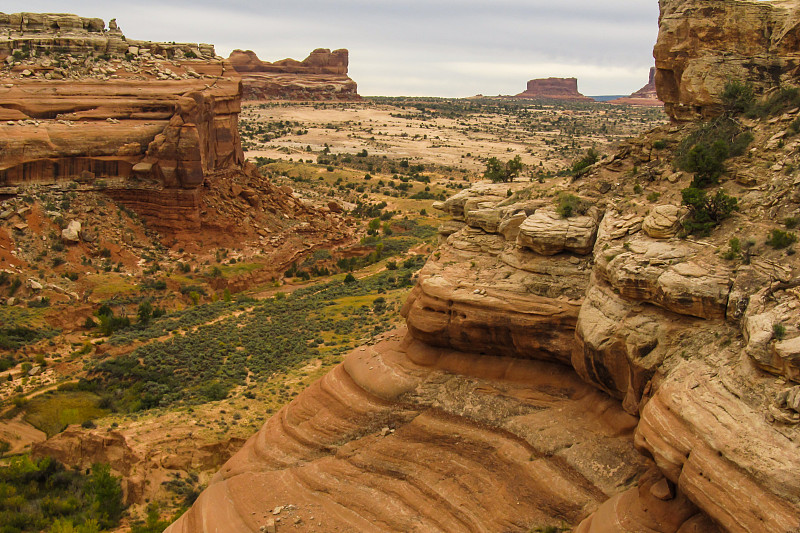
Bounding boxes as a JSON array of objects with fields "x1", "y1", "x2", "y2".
[
  {"x1": 229, "y1": 49, "x2": 360, "y2": 101},
  {"x1": 0, "y1": 12, "x2": 216, "y2": 60},
  {"x1": 655, "y1": 0, "x2": 800, "y2": 120},
  {"x1": 168, "y1": 1, "x2": 800, "y2": 531},
  {"x1": 0, "y1": 13, "x2": 242, "y2": 235},
  {"x1": 515, "y1": 77, "x2": 593, "y2": 102}
]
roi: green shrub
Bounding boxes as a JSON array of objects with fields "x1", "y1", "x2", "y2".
[
  {"x1": 570, "y1": 148, "x2": 599, "y2": 176},
  {"x1": 784, "y1": 217, "x2": 799, "y2": 229},
  {"x1": 773, "y1": 323, "x2": 786, "y2": 340},
  {"x1": 746, "y1": 86, "x2": 800, "y2": 119},
  {"x1": 721, "y1": 237, "x2": 741, "y2": 260},
  {"x1": 766, "y1": 229, "x2": 797, "y2": 249},
  {"x1": 721, "y1": 80, "x2": 756, "y2": 115},
  {"x1": 0, "y1": 456, "x2": 121, "y2": 532},
  {"x1": 683, "y1": 140, "x2": 729, "y2": 187},
  {"x1": 675, "y1": 116, "x2": 752, "y2": 187},
  {"x1": 556, "y1": 193, "x2": 588, "y2": 218},
  {"x1": 87, "y1": 463, "x2": 124, "y2": 528},
  {"x1": 681, "y1": 188, "x2": 738, "y2": 236}
]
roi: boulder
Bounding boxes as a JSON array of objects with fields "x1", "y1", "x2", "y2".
[
  {"x1": 642, "y1": 204, "x2": 684, "y2": 239},
  {"x1": 517, "y1": 208, "x2": 599, "y2": 256},
  {"x1": 61, "y1": 220, "x2": 82, "y2": 243}
]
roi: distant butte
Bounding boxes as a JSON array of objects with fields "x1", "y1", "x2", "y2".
[
  {"x1": 609, "y1": 67, "x2": 664, "y2": 107},
  {"x1": 228, "y1": 48, "x2": 361, "y2": 101},
  {"x1": 514, "y1": 77, "x2": 593, "y2": 102}
]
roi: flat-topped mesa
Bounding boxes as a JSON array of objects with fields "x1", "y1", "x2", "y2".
[
  {"x1": 229, "y1": 48, "x2": 348, "y2": 75},
  {"x1": 655, "y1": 0, "x2": 800, "y2": 121},
  {"x1": 609, "y1": 67, "x2": 664, "y2": 106},
  {"x1": 0, "y1": 12, "x2": 215, "y2": 59},
  {"x1": 0, "y1": 13, "x2": 243, "y2": 235},
  {"x1": 515, "y1": 77, "x2": 594, "y2": 102},
  {"x1": 228, "y1": 49, "x2": 361, "y2": 101}
]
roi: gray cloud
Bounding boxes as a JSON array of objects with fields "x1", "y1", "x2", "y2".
[{"x1": 4, "y1": 1, "x2": 660, "y2": 96}]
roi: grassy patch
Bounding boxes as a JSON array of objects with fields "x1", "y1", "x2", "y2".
[
  {"x1": 23, "y1": 391, "x2": 109, "y2": 437},
  {"x1": 218, "y1": 262, "x2": 263, "y2": 277},
  {"x1": 90, "y1": 256, "x2": 426, "y2": 412},
  {"x1": 89, "y1": 274, "x2": 139, "y2": 299}
]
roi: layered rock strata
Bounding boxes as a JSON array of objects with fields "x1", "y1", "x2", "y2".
[
  {"x1": 0, "y1": 13, "x2": 244, "y2": 235},
  {"x1": 171, "y1": 0, "x2": 800, "y2": 530},
  {"x1": 229, "y1": 49, "x2": 360, "y2": 101},
  {"x1": 0, "y1": 12, "x2": 214, "y2": 59},
  {"x1": 169, "y1": 330, "x2": 649, "y2": 532},
  {"x1": 515, "y1": 77, "x2": 593, "y2": 102},
  {"x1": 655, "y1": 0, "x2": 800, "y2": 120},
  {"x1": 171, "y1": 154, "x2": 800, "y2": 532}
]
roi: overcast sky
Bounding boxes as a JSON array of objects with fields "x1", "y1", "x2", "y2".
[{"x1": 4, "y1": 1, "x2": 660, "y2": 97}]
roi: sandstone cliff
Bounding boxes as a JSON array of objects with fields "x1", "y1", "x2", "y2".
[
  {"x1": 0, "y1": 13, "x2": 244, "y2": 236},
  {"x1": 515, "y1": 77, "x2": 593, "y2": 102},
  {"x1": 169, "y1": 126, "x2": 800, "y2": 529},
  {"x1": 229, "y1": 49, "x2": 360, "y2": 101},
  {"x1": 655, "y1": 0, "x2": 800, "y2": 120},
  {"x1": 0, "y1": 12, "x2": 215, "y2": 60},
  {"x1": 168, "y1": 0, "x2": 800, "y2": 529}
]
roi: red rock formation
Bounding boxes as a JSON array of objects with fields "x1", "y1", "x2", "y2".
[
  {"x1": 229, "y1": 48, "x2": 349, "y2": 75},
  {"x1": 0, "y1": 12, "x2": 215, "y2": 59},
  {"x1": 609, "y1": 67, "x2": 664, "y2": 107},
  {"x1": 515, "y1": 77, "x2": 593, "y2": 102},
  {"x1": 168, "y1": 330, "x2": 648, "y2": 533},
  {"x1": 0, "y1": 13, "x2": 246, "y2": 236},
  {"x1": 229, "y1": 49, "x2": 360, "y2": 101}
]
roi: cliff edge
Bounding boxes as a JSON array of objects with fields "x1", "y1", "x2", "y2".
[{"x1": 228, "y1": 49, "x2": 360, "y2": 101}]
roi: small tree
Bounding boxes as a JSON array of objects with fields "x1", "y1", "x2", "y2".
[
  {"x1": 684, "y1": 140, "x2": 729, "y2": 187},
  {"x1": 681, "y1": 187, "x2": 738, "y2": 236},
  {"x1": 87, "y1": 463, "x2": 124, "y2": 528},
  {"x1": 484, "y1": 155, "x2": 523, "y2": 182},
  {"x1": 137, "y1": 300, "x2": 153, "y2": 326},
  {"x1": 721, "y1": 80, "x2": 755, "y2": 115},
  {"x1": 0, "y1": 439, "x2": 10, "y2": 458}
]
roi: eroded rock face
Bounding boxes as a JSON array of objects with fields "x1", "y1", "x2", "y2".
[
  {"x1": 0, "y1": 13, "x2": 244, "y2": 235},
  {"x1": 517, "y1": 208, "x2": 600, "y2": 256},
  {"x1": 642, "y1": 204, "x2": 684, "y2": 239},
  {"x1": 654, "y1": 0, "x2": 800, "y2": 121},
  {"x1": 742, "y1": 284, "x2": 800, "y2": 383},
  {"x1": 0, "y1": 77, "x2": 243, "y2": 187},
  {"x1": 575, "y1": 468, "x2": 720, "y2": 533},
  {"x1": 32, "y1": 426, "x2": 245, "y2": 505},
  {"x1": 228, "y1": 49, "x2": 360, "y2": 101},
  {"x1": 171, "y1": 174, "x2": 800, "y2": 533},
  {"x1": 167, "y1": 330, "x2": 648, "y2": 533},
  {"x1": 0, "y1": 12, "x2": 214, "y2": 59},
  {"x1": 515, "y1": 77, "x2": 594, "y2": 102},
  {"x1": 635, "y1": 363, "x2": 800, "y2": 532}
]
